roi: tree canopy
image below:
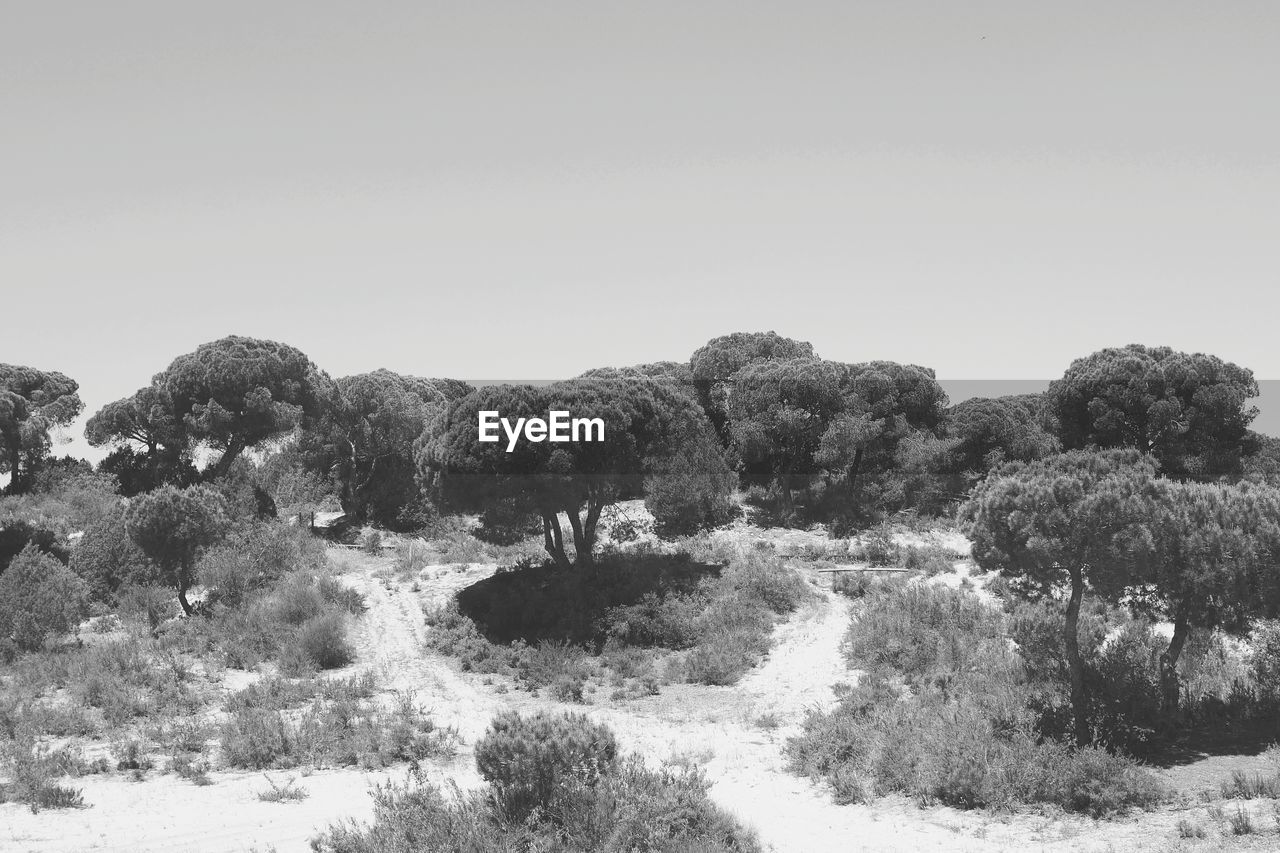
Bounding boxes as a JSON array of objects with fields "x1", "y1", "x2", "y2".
[
  {"x1": 946, "y1": 394, "x2": 1060, "y2": 479},
  {"x1": 124, "y1": 484, "x2": 230, "y2": 614},
  {"x1": 690, "y1": 331, "x2": 816, "y2": 440},
  {"x1": 727, "y1": 357, "x2": 844, "y2": 520},
  {"x1": 301, "y1": 370, "x2": 470, "y2": 526},
  {"x1": 1048, "y1": 345, "x2": 1258, "y2": 480},
  {"x1": 420, "y1": 378, "x2": 726, "y2": 567},
  {"x1": 0, "y1": 364, "x2": 83, "y2": 494},
  {"x1": 1129, "y1": 480, "x2": 1280, "y2": 717},
  {"x1": 159, "y1": 336, "x2": 335, "y2": 478},
  {"x1": 86, "y1": 384, "x2": 194, "y2": 494}
]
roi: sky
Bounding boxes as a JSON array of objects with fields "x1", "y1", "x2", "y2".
[{"x1": 3, "y1": 2, "x2": 1279, "y2": 461}]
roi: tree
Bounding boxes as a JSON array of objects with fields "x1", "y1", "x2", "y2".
[
  {"x1": 0, "y1": 543, "x2": 90, "y2": 651},
  {"x1": 727, "y1": 358, "x2": 844, "y2": 521},
  {"x1": 815, "y1": 361, "x2": 950, "y2": 520},
  {"x1": 125, "y1": 484, "x2": 230, "y2": 614},
  {"x1": 86, "y1": 384, "x2": 195, "y2": 493},
  {"x1": 159, "y1": 336, "x2": 336, "y2": 479},
  {"x1": 420, "y1": 378, "x2": 724, "y2": 568},
  {"x1": 0, "y1": 364, "x2": 83, "y2": 494},
  {"x1": 1130, "y1": 481, "x2": 1280, "y2": 719},
  {"x1": 302, "y1": 370, "x2": 469, "y2": 526},
  {"x1": 70, "y1": 505, "x2": 151, "y2": 604},
  {"x1": 690, "y1": 331, "x2": 816, "y2": 441},
  {"x1": 961, "y1": 449, "x2": 1158, "y2": 745},
  {"x1": 1048, "y1": 345, "x2": 1258, "y2": 480},
  {"x1": 947, "y1": 394, "x2": 1060, "y2": 478}
]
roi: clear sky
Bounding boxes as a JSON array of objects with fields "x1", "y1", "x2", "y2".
[{"x1": 3, "y1": 2, "x2": 1278, "y2": 460}]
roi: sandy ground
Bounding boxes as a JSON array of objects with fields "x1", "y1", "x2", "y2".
[{"x1": 5, "y1": 541, "x2": 1280, "y2": 852}]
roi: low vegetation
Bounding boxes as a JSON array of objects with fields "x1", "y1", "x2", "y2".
[
  {"x1": 788, "y1": 583, "x2": 1169, "y2": 816},
  {"x1": 312, "y1": 710, "x2": 761, "y2": 853},
  {"x1": 425, "y1": 546, "x2": 811, "y2": 695}
]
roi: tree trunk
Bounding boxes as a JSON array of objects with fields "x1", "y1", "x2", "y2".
[
  {"x1": 1160, "y1": 606, "x2": 1191, "y2": 723},
  {"x1": 566, "y1": 510, "x2": 591, "y2": 569},
  {"x1": 542, "y1": 512, "x2": 572, "y2": 570},
  {"x1": 212, "y1": 435, "x2": 248, "y2": 479},
  {"x1": 846, "y1": 446, "x2": 864, "y2": 493},
  {"x1": 778, "y1": 466, "x2": 794, "y2": 524},
  {"x1": 1064, "y1": 568, "x2": 1090, "y2": 746},
  {"x1": 7, "y1": 445, "x2": 30, "y2": 495},
  {"x1": 177, "y1": 585, "x2": 194, "y2": 617}
]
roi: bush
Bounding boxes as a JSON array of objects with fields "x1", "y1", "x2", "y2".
[
  {"x1": 474, "y1": 710, "x2": 619, "y2": 819},
  {"x1": 844, "y1": 583, "x2": 1003, "y2": 685},
  {"x1": 313, "y1": 716, "x2": 760, "y2": 853},
  {"x1": 0, "y1": 728, "x2": 86, "y2": 812},
  {"x1": 644, "y1": 433, "x2": 737, "y2": 537},
  {"x1": 288, "y1": 612, "x2": 354, "y2": 671},
  {"x1": 69, "y1": 507, "x2": 149, "y2": 603},
  {"x1": 219, "y1": 687, "x2": 455, "y2": 771},
  {"x1": 903, "y1": 546, "x2": 957, "y2": 576},
  {"x1": 0, "y1": 544, "x2": 90, "y2": 651}
]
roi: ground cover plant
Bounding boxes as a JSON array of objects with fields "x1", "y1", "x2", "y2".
[{"x1": 311, "y1": 710, "x2": 761, "y2": 853}]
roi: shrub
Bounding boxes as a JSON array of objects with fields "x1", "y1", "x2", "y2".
[
  {"x1": 316, "y1": 574, "x2": 367, "y2": 614},
  {"x1": 0, "y1": 544, "x2": 90, "y2": 651},
  {"x1": 312, "y1": 719, "x2": 760, "y2": 853},
  {"x1": 219, "y1": 683, "x2": 454, "y2": 771},
  {"x1": 844, "y1": 583, "x2": 1004, "y2": 685},
  {"x1": 644, "y1": 433, "x2": 737, "y2": 538},
  {"x1": 902, "y1": 546, "x2": 956, "y2": 576},
  {"x1": 116, "y1": 584, "x2": 178, "y2": 635},
  {"x1": 0, "y1": 729, "x2": 86, "y2": 812},
  {"x1": 69, "y1": 507, "x2": 149, "y2": 603},
  {"x1": 360, "y1": 528, "x2": 383, "y2": 555},
  {"x1": 474, "y1": 710, "x2": 619, "y2": 819},
  {"x1": 289, "y1": 612, "x2": 354, "y2": 671}
]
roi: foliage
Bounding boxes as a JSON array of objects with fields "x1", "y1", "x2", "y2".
[
  {"x1": 0, "y1": 544, "x2": 90, "y2": 651},
  {"x1": 728, "y1": 357, "x2": 844, "y2": 521},
  {"x1": 159, "y1": 336, "x2": 336, "y2": 478},
  {"x1": 219, "y1": 689, "x2": 455, "y2": 771},
  {"x1": 945, "y1": 394, "x2": 1060, "y2": 483},
  {"x1": 125, "y1": 484, "x2": 230, "y2": 614},
  {"x1": 788, "y1": 584, "x2": 1167, "y2": 816},
  {"x1": 690, "y1": 330, "x2": 816, "y2": 441},
  {"x1": 70, "y1": 505, "x2": 150, "y2": 603},
  {"x1": 86, "y1": 384, "x2": 196, "y2": 494},
  {"x1": 420, "y1": 378, "x2": 727, "y2": 567},
  {"x1": 0, "y1": 364, "x2": 83, "y2": 495},
  {"x1": 300, "y1": 370, "x2": 468, "y2": 527},
  {"x1": 312, "y1": 748, "x2": 760, "y2": 853},
  {"x1": 961, "y1": 449, "x2": 1158, "y2": 744},
  {"x1": 1048, "y1": 344, "x2": 1258, "y2": 480},
  {"x1": 475, "y1": 710, "x2": 619, "y2": 819}
]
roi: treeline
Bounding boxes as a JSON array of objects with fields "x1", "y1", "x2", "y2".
[{"x1": 3, "y1": 334, "x2": 1278, "y2": 564}]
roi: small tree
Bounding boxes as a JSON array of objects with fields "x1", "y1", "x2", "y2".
[
  {"x1": 961, "y1": 449, "x2": 1157, "y2": 745},
  {"x1": 69, "y1": 506, "x2": 151, "y2": 603},
  {"x1": 1131, "y1": 480, "x2": 1280, "y2": 719},
  {"x1": 125, "y1": 484, "x2": 230, "y2": 614},
  {"x1": 0, "y1": 544, "x2": 90, "y2": 650}
]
